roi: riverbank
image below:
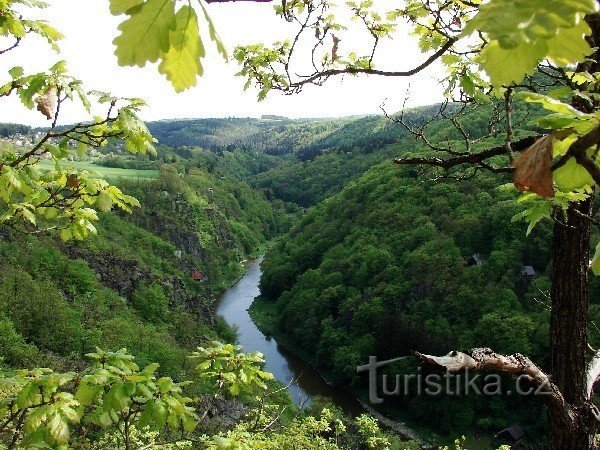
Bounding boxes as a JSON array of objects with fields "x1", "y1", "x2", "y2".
[{"x1": 248, "y1": 295, "x2": 435, "y2": 447}]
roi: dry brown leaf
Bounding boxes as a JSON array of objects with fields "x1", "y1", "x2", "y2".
[
  {"x1": 331, "y1": 35, "x2": 340, "y2": 61},
  {"x1": 66, "y1": 174, "x2": 78, "y2": 189},
  {"x1": 36, "y1": 87, "x2": 57, "y2": 121},
  {"x1": 513, "y1": 134, "x2": 555, "y2": 198}
]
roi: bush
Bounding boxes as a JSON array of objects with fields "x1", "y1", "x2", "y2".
[
  {"x1": 0, "y1": 317, "x2": 40, "y2": 367},
  {"x1": 132, "y1": 282, "x2": 169, "y2": 323}
]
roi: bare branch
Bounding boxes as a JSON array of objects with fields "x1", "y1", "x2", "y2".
[
  {"x1": 416, "y1": 348, "x2": 575, "y2": 427},
  {"x1": 0, "y1": 38, "x2": 21, "y2": 55},
  {"x1": 393, "y1": 135, "x2": 538, "y2": 172},
  {"x1": 286, "y1": 38, "x2": 456, "y2": 90}
]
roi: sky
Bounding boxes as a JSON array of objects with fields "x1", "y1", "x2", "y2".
[{"x1": 0, "y1": 0, "x2": 446, "y2": 126}]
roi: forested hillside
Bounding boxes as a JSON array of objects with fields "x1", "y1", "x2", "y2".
[
  {"x1": 0, "y1": 166, "x2": 285, "y2": 376},
  {"x1": 6, "y1": 0, "x2": 599, "y2": 448},
  {"x1": 140, "y1": 103, "x2": 541, "y2": 207},
  {"x1": 0, "y1": 100, "x2": 561, "y2": 446},
  {"x1": 257, "y1": 160, "x2": 600, "y2": 443}
]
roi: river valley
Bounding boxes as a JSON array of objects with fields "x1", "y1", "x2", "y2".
[
  {"x1": 215, "y1": 257, "x2": 430, "y2": 446},
  {"x1": 216, "y1": 257, "x2": 365, "y2": 415}
]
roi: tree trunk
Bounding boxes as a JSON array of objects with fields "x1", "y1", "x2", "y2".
[{"x1": 549, "y1": 198, "x2": 597, "y2": 449}]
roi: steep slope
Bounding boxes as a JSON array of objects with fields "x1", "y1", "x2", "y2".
[
  {"x1": 0, "y1": 167, "x2": 285, "y2": 379},
  {"x1": 257, "y1": 160, "x2": 600, "y2": 441}
]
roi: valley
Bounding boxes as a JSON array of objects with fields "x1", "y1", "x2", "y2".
[
  {"x1": 2, "y1": 2, "x2": 599, "y2": 448},
  {"x1": 0, "y1": 102, "x2": 596, "y2": 449}
]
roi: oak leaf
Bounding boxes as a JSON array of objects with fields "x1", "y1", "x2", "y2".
[
  {"x1": 35, "y1": 87, "x2": 56, "y2": 120},
  {"x1": 513, "y1": 134, "x2": 555, "y2": 198}
]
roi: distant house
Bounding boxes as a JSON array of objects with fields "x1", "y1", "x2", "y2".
[
  {"x1": 495, "y1": 425, "x2": 525, "y2": 444},
  {"x1": 521, "y1": 266, "x2": 537, "y2": 277},
  {"x1": 192, "y1": 270, "x2": 206, "y2": 282},
  {"x1": 467, "y1": 253, "x2": 484, "y2": 266},
  {"x1": 261, "y1": 114, "x2": 288, "y2": 120}
]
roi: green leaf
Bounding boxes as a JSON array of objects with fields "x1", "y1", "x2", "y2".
[
  {"x1": 547, "y1": 20, "x2": 593, "y2": 66},
  {"x1": 516, "y1": 92, "x2": 584, "y2": 116},
  {"x1": 198, "y1": 0, "x2": 227, "y2": 60},
  {"x1": 480, "y1": 40, "x2": 547, "y2": 86},
  {"x1": 95, "y1": 191, "x2": 113, "y2": 212},
  {"x1": 512, "y1": 200, "x2": 553, "y2": 235},
  {"x1": 152, "y1": 399, "x2": 168, "y2": 427},
  {"x1": 75, "y1": 382, "x2": 99, "y2": 406},
  {"x1": 24, "y1": 405, "x2": 51, "y2": 432},
  {"x1": 554, "y1": 157, "x2": 596, "y2": 191},
  {"x1": 113, "y1": 0, "x2": 177, "y2": 67},
  {"x1": 157, "y1": 377, "x2": 174, "y2": 393},
  {"x1": 16, "y1": 381, "x2": 41, "y2": 409},
  {"x1": 60, "y1": 228, "x2": 73, "y2": 241},
  {"x1": 181, "y1": 412, "x2": 197, "y2": 432},
  {"x1": 142, "y1": 363, "x2": 160, "y2": 374},
  {"x1": 9, "y1": 66, "x2": 24, "y2": 78},
  {"x1": 48, "y1": 412, "x2": 69, "y2": 444},
  {"x1": 109, "y1": 0, "x2": 144, "y2": 15},
  {"x1": 158, "y1": 5, "x2": 205, "y2": 92},
  {"x1": 591, "y1": 242, "x2": 600, "y2": 276},
  {"x1": 465, "y1": 0, "x2": 597, "y2": 87}
]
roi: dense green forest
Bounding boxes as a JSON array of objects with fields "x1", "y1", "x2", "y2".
[
  {"x1": 0, "y1": 126, "x2": 411, "y2": 449},
  {"x1": 129, "y1": 100, "x2": 577, "y2": 446},
  {"x1": 245, "y1": 103, "x2": 597, "y2": 445},
  {"x1": 134, "y1": 103, "x2": 539, "y2": 208},
  {"x1": 0, "y1": 26, "x2": 591, "y2": 450},
  {"x1": 0, "y1": 101, "x2": 546, "y2": 447},
  {"x1": 257, "y1": 162, "x2": 581, "y2": 441},
  {"x1": 0, "y1": 106, "x2": 595, "y2": 447}
]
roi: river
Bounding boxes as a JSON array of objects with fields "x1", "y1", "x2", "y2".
[{"x1": 216, "y1": 256, "x2": 366, "y2": 416}]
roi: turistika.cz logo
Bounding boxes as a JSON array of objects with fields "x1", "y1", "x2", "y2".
[{"x1": 356, "y1": 356, "x2": 551, "y2": 405}]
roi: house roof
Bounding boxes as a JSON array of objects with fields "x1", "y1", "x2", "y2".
[
  {"x1": 495, "y1": 425, "x2": 525, "y2": 442},
  {"x1": 521, "y1": 266, "x2": 536, "y2": 276}
]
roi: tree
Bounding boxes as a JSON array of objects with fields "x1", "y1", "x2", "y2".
[
  {"x1": 233, "y1": 0, "x2": 600, "y2": 448},
  {"x1": 0, "y1": 0, "x2": 156, "y2": 239}
]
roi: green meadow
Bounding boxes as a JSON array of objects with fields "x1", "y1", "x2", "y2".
[{"x1": 37, "y1": 159, "x2": 159, "y2": 180}]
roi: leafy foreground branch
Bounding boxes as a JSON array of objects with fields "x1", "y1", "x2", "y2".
[{"x1": 0, "y1": 342, "x2": 410, "y2": 450}]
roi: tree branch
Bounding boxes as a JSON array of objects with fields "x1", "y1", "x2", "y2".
[
  {"x1": 286, "y1": 38, "x2": 456, "y2": 90},
  {"x1": 587, "y1": 350, "x2": 600, "y2": 399},
  {"x1": 393, "y1": 135, "x2": 538, "y2": 172},
  {"x1": 415, "y1": 347, "x2": 575, "y2": 427},
  {"x1": 395, "y1": 125, "x2": 600, "y2": 184}
]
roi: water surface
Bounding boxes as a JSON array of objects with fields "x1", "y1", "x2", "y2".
[{"x1": 216, "y1": 257, "x2": 365, "y2": 415}]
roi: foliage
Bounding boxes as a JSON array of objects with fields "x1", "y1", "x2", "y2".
[
  {"x1": 0, "y1": 343, "x2": 268, "y2": 448},
  {"x1": 0, "y1": 159, "x2": 286, "y2": 377},
  {"x1": 233, "y1": 0, "x2": 600, "y2": 262},
  {"x1": 203, "y1": 407, "x2": 393, "y2": 450},
  {"x1": 0, "y1": 342, "x2": 399, "y2": 450},
  {"x1": 0, "y1": 0, "x2": 155, "y2": 239},
  {"x1": 111, "y1": 0, "x2": 226, "y2": 92}
]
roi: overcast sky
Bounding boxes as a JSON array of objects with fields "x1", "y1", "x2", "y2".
[{"x1": 0, "y1": 0, "x2": 445, "y2": 126}]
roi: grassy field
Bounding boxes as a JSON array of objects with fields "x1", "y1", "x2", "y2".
[{"x1": 37, "y1": 160, "x2": 159, "y2": 180}]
